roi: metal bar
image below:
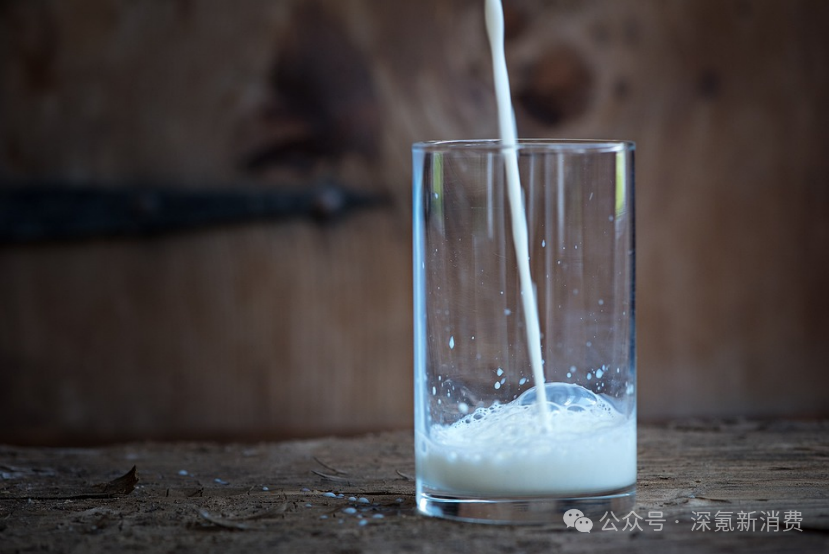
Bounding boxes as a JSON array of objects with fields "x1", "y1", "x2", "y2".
[{"x1": 0, "y1": 181, "x2": 388, "y2": 243}]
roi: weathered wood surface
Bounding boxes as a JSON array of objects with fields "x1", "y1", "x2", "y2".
[
  {"x1": 0, "y1": 0, "x2": 827, "y2": 443},
  {"x1": 0, "y1": 420, "x2": 826, "y2": 553}
]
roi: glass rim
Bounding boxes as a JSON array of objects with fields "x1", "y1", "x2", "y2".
[{"x1": 412, "y1": 138, "x2": 635, "y2": 154}]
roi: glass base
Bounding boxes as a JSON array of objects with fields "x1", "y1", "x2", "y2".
[{"x1": 416, "y1": 484, "x2": 636, "y2": 525}]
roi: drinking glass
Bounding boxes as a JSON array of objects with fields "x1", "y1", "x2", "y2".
[{"x1": 412, "y1": 139, "x2": 636, "y2": 524}]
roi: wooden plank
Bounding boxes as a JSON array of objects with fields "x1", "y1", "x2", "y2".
[
  {"x1": 0, "y1": 420, "x2": 826, "y2": 553},
  {"x1": 0, "y1": 0, "x2": 826, "y2": 443}
]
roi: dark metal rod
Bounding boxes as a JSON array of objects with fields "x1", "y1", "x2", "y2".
[{"x1": 0, "y1": 180, "x2": 387, "y2": 244}]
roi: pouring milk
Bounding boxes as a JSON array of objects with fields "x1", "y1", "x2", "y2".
[{"x1": 416, "y1": 0, "x2": 635, "y2": 496}]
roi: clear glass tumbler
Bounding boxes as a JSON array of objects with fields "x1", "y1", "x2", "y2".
[{"x1": 412, "y1": 139, "x2": 636, "y2": 524}]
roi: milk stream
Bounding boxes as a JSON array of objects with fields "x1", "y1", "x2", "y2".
[
  {"x1": 484, "y1": 0, "x2": 549, "y2": 424},
  {"x1": 416, "y1": 0, "x2": 635, "y2": 497}
]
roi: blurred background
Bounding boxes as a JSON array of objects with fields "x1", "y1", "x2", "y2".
[{"x1": 0, "y1": 0, "x2": 825, "y2": 445}]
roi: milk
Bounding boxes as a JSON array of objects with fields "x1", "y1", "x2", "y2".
[
  {"x1": 484, "y1": 0, "x2": 549, "y2": 421},
  {"x1": 415, "y1": 0, "x2": 635, "y2": 497},
  {"x1": 417, "y1": 383, "x2": 636, "y2": 495}
]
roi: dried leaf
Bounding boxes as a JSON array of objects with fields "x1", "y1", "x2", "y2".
[{"x1": 99, "y1": 466, "x2": 138, "y2": 496}]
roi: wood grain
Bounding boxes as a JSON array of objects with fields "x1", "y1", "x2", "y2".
[
  {"x1": 0, "y1": 0, "x2": 825, "y2": 442},
  {"x1": 0, "y1": 420, "x2": 826, "y2": 553}
]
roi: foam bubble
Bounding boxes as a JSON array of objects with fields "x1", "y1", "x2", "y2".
[{"x1": 432, "y1": 383, "x2": 624, "y2": 449}]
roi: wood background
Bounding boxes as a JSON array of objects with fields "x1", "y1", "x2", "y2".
[{"x1": 0, "y1": 0, "x2": 826, "y2": 444}]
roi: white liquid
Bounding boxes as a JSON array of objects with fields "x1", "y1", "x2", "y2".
[
  {"x1": 484, "y1": 0, "x2": 548, "y2": 423},
  {"x1": 416, "y1": 0, "x2": 635, "y2": 497},
  {"x1": 417, "y1": 383, "x2": 636, "y2": 495}
]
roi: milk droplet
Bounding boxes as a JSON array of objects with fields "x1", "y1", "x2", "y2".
[
  {"x1": 496, "y1": 368, "x2": 504, "y2": 376},
  {"x1": 504, "y1": 309, "x2": 511, "y2": 315},
  {"x1": 518, "y1": 377, "x2": 527, "y2": 385},
  {"x1": 494, "y1": 381, "x2": 501, "y2": 390},
  {"x1": 449, "y1": 336, "x2": 455, "y2": 349},
  {"x1": 458, "y1": 402, "x2": 470, "y2": 414}
]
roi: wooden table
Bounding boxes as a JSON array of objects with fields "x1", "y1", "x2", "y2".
[{"x1": 1, "y1": 420, "x2": 826, "y2": 553}]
